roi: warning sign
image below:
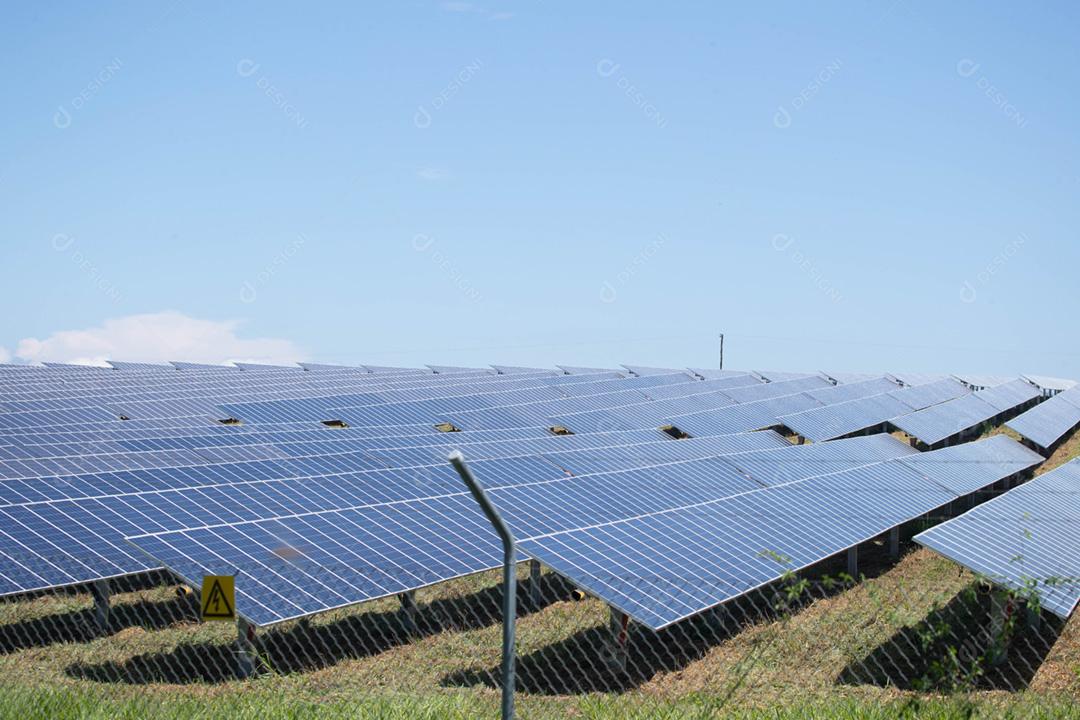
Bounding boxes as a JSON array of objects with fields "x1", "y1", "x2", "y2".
[{"x1": 201, "y1": 575, "x2": 236, "y2": 621}]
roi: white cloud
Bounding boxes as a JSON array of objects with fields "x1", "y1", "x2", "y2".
[
  {"x1": 417, "y1": 167, "x2": 450, "y2": 181},
  {"x1": 0, "y1": 346, "x2": 9, "y2": 364},
  {"x1": 14, "y1": 311, "x2": 307, "y2": 367}
]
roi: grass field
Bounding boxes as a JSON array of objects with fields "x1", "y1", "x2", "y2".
[{"x1": 1, "y1": 427, "x2": 1077, "y2": 719}]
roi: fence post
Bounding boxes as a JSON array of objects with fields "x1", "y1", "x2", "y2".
[{"x1": 450, "y1": 451, "x2": 516, "y2": 720}]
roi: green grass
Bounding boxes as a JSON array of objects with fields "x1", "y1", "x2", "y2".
[
  {"x1": 2, "y1": 684, "x2": 1079, "y2": 720},
  {"x1": 0, "y1": 550, "x2": 1075, "y2": 720}
]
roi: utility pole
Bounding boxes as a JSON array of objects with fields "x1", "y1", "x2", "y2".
[{"x1": 718, "y1": 333, "x2": 725, "y2": 370}]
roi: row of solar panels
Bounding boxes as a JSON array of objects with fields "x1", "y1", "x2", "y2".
[
  {"x1": 0, "y1": 361, "x2": 1073, "y2": 631},
  {"x1": 0, "y1": 362, "x2": 1070, "y2": 420},
  {"x1": 916, "y1": 458, "x2": 1080, "y2": 619},
  {"x1": 0, "y1": 372, "x2": 1006, "y2": 486},
  {"x1": 890, "y1": 379, "x2": 1042, "y2": 446},
  {"x1": 0, "y1": 371, "x2": 913, "y2": 592},
  {"x1": 1006, "y1": 388, "x2": 1080, "y2": 451},
  {"x1": 0, "y1": 364, "x2": 1064, "y2": 465},
  {"x1": 0, "y1": 365, "x2": 887, "y2": 607},
  {"x1": 126, "y1": 434, "x2": 1044, "y2": 628}
]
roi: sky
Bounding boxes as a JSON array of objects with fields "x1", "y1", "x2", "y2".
[{"x1": 1, "y1": 1, "x2": 1078, "y2": 377}]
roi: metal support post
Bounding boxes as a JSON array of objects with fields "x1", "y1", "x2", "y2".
[
  {"x1": 888, "y1": 528, "x2": 900, "y2": 560},
  {"x1": 398, "y1": 590, "x2": 418, "y2": 636},
  {"x1": 988, "y1": 590, "x2": 1014, "y2": 666},
  {"x1": 90, "y1": 579, "x2": 111, "y2": 632},
  {"x1": 527, "y1": 559, "x2": 542, "y2": 610},
  {"x1": 1025, "y1": 601, "x2": 1042, "y2": 633},
  {"x1": 451, "y1": 451, "x2": 517, "y2": 720},
  {"x1": 847, "y1": 545, "x2": 858, "y2": 578},
  {"x1": 606, "y1": 606, "x2": 630, "y2": 672},
  {"x1": 236, "y1": 617, "x2": 256, "y2": 678}
]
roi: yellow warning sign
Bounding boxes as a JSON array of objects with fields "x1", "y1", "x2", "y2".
[{"x1": 201, "y1": 575, "x2": 236, "y2": 621}]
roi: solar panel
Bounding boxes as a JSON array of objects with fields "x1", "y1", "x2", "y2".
[
  {"x1": 891, "y1": 380, "x2": 1042, "y2": 447},
  {"x1": 621, "y1": 365, "x2": 695, "y2": 378},
  {"x1": 490, "y1": 365, "x2": 559, "y2": 375},
  {"x1": 557, "y1": 365, "x2": 625, "y2": 376},
  {"x1": 686, "y1": 368, "x2": 750, "y2": 380},
  {"x1": 754, "y1": 370, "x2": 819, "y2": 383},
  {"x1": 636, "y1": 376, "x2": 759, "y2": 401},
  {"x1": 821, "y1": 371, "x2": 883, "y2": 384},
  {"x1": 891, "y1": 394, "x2": 1002, "y2": 446},
  {"x1": 1006, "y1": 388, "x2": 1080, "y2": 450},
  {"x1": 298, "y1": 363, "x2": 370, "y2": 372},
  {"x1": 671, "y1": 393, "x2": 823, "y2": 436},
  {"x1": 1022, "y1": 375, "x2": 1078, "y2": 393},
  {"x1": 890, "y1": 372, "x2": 950, "y2": 386},
  {"x1": 426, "y1": 365, "x2": 495, "y2": 375},
  {"x1": 123, "y1": 435, "x2": 915, "y2": 626},
  {"x1": 0, "y1": 360, "x2": 1065, "y2": 640},
  {"x1": 896, "y1": 434, "x2": 1045, "y2": 495},
  {"x1": 975, "y1": 378, "x2": 1041, "y2": 412},
  {"x1": 953, "y1": 373, "x2": 1015, "y2": 390},
  {"x1": 217, "y1": 372, "x2": 618, "y2": 424},
  {"x1": 40, "y1": 362, "x2": 111, "y2": 371},
  {"x1": 0, "y1": 422, "x2": 788, "y2": 598},
  {"x1": 170, "y1": 361, "x2": 241, "y2": 371},
  {"x1": 915, "y1": 459, "x2": 1080, "y2": 619},
  {"x1": 233, "y1": 363, "x2": 304, "y2": 372},
  {"x1": 779, "y1": 379, "x2": 971, "y2": 442},
  {"x1": 106, "y1": 361, "x2": 176, "y2": 372},
  {"x1": 514, "y1": 436, "x2": 1039, "y2": 629}
]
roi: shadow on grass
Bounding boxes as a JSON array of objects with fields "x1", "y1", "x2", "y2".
[
  {"x1": 444, "y1": 540, "x2": 907, "y2": 695},
  {"x1": 65, "y1": 572, "x2": 567, "y2": 684},
  {"x1": 0, "y1": 573, "x2": 194, "y2": 653},
  {"x1": 839, "y1": 582, "x2": 1064, "y2": 692}
]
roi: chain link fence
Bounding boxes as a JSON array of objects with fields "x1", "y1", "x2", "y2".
[{"x1": 1, "y1": 529, "x2": 1076, "y2": 719}]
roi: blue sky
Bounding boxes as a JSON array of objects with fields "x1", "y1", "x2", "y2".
[{"x1": 2, "y1": 1, "x2": 1077, "y2": 376}]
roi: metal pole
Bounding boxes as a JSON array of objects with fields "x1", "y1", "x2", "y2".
[
  {"x1": 90, "y1": 579, "x2": 111, "y2": 633},
  {"x1": 719, "y1": 333, "x2": 724, "y2": 370},
  {"x1": 450, "y1": 451, "x2": 516, "y2": 720}
]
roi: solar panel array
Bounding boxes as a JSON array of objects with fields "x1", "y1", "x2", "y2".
[
  {"x1": 515, "y1": 435, "x2": 1044, "y2": 628},
  {"x1": 0, "y1": 360, "x2": 1070, "y2": 633},
  {"x1": 777, "y1": 378, "x2": 972, "y2": 442},
  {"x1": 1006, "y1": 388, "x2": 1080, "y2": 450},
  {"x1": 915, "y1": 459, "x2": 1080, "y2": 618},
  {"x1": 891, "y1": 378, "x2": 1041, "y2": 446}
]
